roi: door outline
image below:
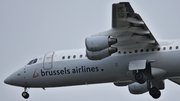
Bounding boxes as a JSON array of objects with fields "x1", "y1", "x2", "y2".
[{"x1": 43, "y1": 52, "x2": 54, "y2": 70}]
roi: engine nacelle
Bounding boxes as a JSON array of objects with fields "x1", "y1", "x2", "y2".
[
  {"x1": 85, "y1": 36, "x2": 117, "y2": 51},
  {"x1": 128, "y1": 82, "x2": 148, "y2": 94},
  {"x1": 86, "y1": 47, "x2": 117, "y2": 60}
]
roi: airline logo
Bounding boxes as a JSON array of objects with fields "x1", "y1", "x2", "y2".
[
  {"x1": 33, "y1": 69, "x2": 39, "y2": 78},
  {"x1": 32, "y1": 66, "x2": 103, "y2": 78}
]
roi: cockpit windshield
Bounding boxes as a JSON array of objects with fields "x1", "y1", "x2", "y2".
[{"x1": 27, "y1": 58, "x2": 37, "y2": 65}]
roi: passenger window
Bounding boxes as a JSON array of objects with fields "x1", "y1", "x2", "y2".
[
  {"x1": 140, "y1": 49, "x2": 143, "y2": 52},
  {"x1": 135, "y1": 50, "x2": 138, "y2": 53},
  {"x1": 73, "y1": 55, "x2": 76, "y2": 58},
  {"x1": 176, "y1": 46, "x2": 179, "y2": 49},
  {"x1": 129, "y1": 50, "x2": 132, "y2": 53},
  {"x1": 157, "y1": 48, "x2": 160, "y2": 51},
  {"x1": 124, "y1": 50, "x2": 127, "y2": 54},
  {"x1": 169, "y1": 47, "x2": 172, "y2": 50},
  {"x1": 62, "y1": 56, "x2": 65, "y2": 60},
  {"x1": 152, "y1": 48, "x2": 154, "y2": 51},
  {"x1": 163, "y1": 47, "x2": 166, "y2": 50},
  {"x1": 80, "y1": 55, "x2": 83, "y2": 58},
  {"x1": 68, "y1": 56, "x2": 70, "y2": 59},
  {"x1": 146, "y1": 49, "x2": 149, "y2": 52}
]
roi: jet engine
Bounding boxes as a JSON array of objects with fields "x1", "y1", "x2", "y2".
[
  {"x1": 86, "y1": 47, "x2": 117, "y2": 60},
  {"x1": 85, "y1": 36, "x2": 117, "y2": 60},
  {"x1": 85, "y1": 36, "x2": 117, "y2": 51},
  {"x1": 128, "y1": 82, "x2": 148, "y2": 94}
]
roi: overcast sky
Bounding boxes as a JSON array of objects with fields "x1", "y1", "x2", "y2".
[{"x1": 1, "y1": 0, "x2": 180, "y2": 101}]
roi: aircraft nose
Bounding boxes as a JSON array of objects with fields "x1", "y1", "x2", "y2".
[
  {"x1": 4, "y1": 68, "x2": 26, "y2": 87},
  {"x1": 4, "y1": 75, "x2": 14, "y2": 85},
  {"x1": 4, "y1": 75, "x2": 13, "y2": 85},
  {"x1": 4, "y1": 72, "x2": 22, "y2": 86}
]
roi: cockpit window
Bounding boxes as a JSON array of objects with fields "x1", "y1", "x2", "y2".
[
  {"x1": 33, "y1": 58, "x2": 37, "y2": 64},
  {"x1": 27, "y1": 58, "x2": 37, "y2": 65}
]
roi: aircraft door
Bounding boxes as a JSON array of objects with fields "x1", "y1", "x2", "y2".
[{"x1": 43, "y1": 52, "x2": 54, "y2": 70}]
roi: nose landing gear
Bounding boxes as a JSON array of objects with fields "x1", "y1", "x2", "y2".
[{"x1": 22, "y1": 87, "x2": 29, "y2": 99}]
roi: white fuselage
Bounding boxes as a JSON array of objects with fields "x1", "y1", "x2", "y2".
[{"x1": 5, "y1": 39, "x2": 180, "y2": 88}]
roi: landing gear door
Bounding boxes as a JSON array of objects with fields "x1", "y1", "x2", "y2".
[
  {"x1": 43, "y1": 52, "x2": 54, "y2": 70},
  {"x1": 129, "y1": 60, "x2": 147, "y2": 70}
]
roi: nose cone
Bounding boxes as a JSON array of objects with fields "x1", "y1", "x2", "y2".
[
  {"x1": 4, "y1": 68, "x2": 25, "y2": 87},
  {"x1": 4, "y1": 75, "x2": 13, "y2": 85}
]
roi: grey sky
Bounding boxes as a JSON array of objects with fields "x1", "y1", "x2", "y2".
[{"x1": 1, "y1": 0, "x2": 180, "y2": 101}]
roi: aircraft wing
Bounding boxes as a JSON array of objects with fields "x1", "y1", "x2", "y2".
[
  {"x1": 96, "y1": 2, "x2": 159, "y2": 49},
  {"x1": 169, "y1": 77, "x2": 180, "y2": 85}
]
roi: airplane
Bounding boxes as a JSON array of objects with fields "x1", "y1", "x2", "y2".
[{"x1": 4, "y1": 2, "x2": 180, "y2": 99}]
